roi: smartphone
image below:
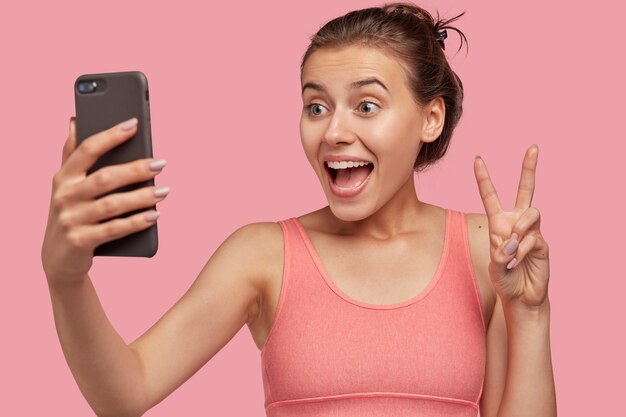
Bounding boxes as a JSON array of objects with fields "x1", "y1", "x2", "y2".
[{"x1": 74, "y1": 71, "x2": 158, "y2": 257}]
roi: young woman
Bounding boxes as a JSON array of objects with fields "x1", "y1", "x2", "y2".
[{"x1": 41, "y1": 2, "x2": 556, "y2": 416}]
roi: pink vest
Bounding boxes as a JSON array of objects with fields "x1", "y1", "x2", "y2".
[{"x1": 261, "y1": 209, "x2": 486, "y2": 416}]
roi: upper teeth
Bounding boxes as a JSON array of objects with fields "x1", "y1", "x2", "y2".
[{"x1": 326, "y1": 161, "x2": 371, "y2": 169}]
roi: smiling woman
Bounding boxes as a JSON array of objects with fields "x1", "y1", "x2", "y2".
[
  {"x1": 300, "y1": 45, "x2": 437, "y2": 221},
  {"x1": 42, "y1": 2, "x2": 556, "y2": 417},
  {"x1": 301, "y1": 2, "x2": 467, "y2": 174}
]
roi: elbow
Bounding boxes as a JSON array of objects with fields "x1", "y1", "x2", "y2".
[
  {"x1": 93, "y1": 407, "x2": 145, "y2": 417},
  {"x1": 91, "y1": 399, "x2": 147, "y2": 417}
]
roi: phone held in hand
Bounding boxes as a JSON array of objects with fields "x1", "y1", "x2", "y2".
[{"x1": 74, "y1": 71, "x2": 158, "y2": 258}]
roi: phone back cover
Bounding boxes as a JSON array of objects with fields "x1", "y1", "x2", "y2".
[{"x1": 74, "y1": 71, "x2": 158, "y2": 257}]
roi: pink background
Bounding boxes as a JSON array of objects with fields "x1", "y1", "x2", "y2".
[{"x1": 1, "y1": 0, "x2": 623, "y2": 415}]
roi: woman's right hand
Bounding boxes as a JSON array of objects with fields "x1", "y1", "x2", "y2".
[{"x1": 42, "y1": 117, "x2": 169, "y2": 287}]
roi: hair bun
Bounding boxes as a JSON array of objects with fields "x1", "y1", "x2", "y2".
[
  {"x1": 385, "y1": 2, "x2": 467, "y2": 54},
  {"x1": 436, "y1": 29, "x2": 447, "y2": 49}
]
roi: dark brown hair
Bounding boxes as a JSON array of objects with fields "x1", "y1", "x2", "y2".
[{"x1": 301, "y1": 2, "x2": 468, "y2": 172}]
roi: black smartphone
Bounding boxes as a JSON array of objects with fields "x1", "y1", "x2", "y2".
[{"x1": 74, "y1": 71, "x2": 158, "y2": 257}]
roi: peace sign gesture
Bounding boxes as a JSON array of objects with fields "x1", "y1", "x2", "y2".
[{"x1": 473, "y1": 145, "x2": 550, "y2": 309}]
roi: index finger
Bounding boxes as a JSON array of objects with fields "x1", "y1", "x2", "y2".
[
  {"x1": 62, "y1": 117, "x2": 138, "y2": 176},
  {"x1": 61, "y1": 117, "x2": 76, "y2": 166},
  {"x1": 474, "y1": 155, "x2": 503, "y2": 217},
  {"x1": 514, "y1": 144, "x2": 538, "y2": 210}
]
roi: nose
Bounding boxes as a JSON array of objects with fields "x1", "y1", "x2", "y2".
[{"x1": 323, "y1": 109, "x2": 357, "y2": 147}]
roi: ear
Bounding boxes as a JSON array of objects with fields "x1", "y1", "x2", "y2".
[{"x1": 420, "y1": 97, "x2": 445, "y2": 143}]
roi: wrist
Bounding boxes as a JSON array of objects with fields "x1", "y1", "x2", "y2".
[
  {"x1": 46, "y1": 272, "x2": 89, "y2": 293},
  {"x1": 502, "y1": 297, "x2": 551, "y2": 324}
]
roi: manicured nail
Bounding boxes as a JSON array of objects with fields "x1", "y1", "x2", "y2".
[
  {"x1": 120, "y1": 117, "x2": 138, "y2": 131},
  {"x1": 154, "y1": 186, "x2": 170, "y2": 198},
  {"x1": 506, "y1": 258, "x2": 517, "y2": 270},
  {"x1": 503, "y1": 235, "x2": 519, "y2": 256},
  {"x1": 145, "y1": 211, "x2": 160, "y2": 222},
  {"x1": 149, "y1": 159, "x2": 167, "y2": 171}
]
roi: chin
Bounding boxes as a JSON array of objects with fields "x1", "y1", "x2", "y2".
[{"x1": 326, "y1": 199, "x2": 377, "y2": 222}]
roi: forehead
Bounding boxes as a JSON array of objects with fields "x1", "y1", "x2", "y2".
[{"x1": 301, "y1": 45, "x2": 408, "y2": 91}]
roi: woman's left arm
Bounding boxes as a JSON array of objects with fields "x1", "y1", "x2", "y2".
[{"x1": 474, "y1": 145, "x2": 557, "y2": 417}]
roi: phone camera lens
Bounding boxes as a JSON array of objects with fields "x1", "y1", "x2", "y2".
[{"x1": 78, "y1": 81, "x2": 97, "y2": 94}]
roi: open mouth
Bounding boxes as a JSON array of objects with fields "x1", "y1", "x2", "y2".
[{"x1": 325, "y1": 161, "x2": 374, "y2": 190}]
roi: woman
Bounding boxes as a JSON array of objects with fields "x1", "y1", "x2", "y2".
[{"x1": 41, "y1": 2, "x2": 556, "y2": 416}]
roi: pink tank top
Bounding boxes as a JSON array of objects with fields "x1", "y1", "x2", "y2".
[{"x1": 260, "y1": 209, "x2": 486, "y2": 417}]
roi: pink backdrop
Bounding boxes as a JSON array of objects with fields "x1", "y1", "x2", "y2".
[{"x1": 1, "y1": 0, "x2": 623, "y2": 415}]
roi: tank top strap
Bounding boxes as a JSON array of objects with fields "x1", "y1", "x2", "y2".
[
  {"x1": 444, "y1": 209, "x2": 487, "y2": 333},
  {"x1": 276, "y1": 217, "x2": 316, "y2": 283},
  {"x1": 269, "y1": 217, "x2": 320, "y2": 334},
  {"x1": 447, "y1": 209, "x2": 466, "y2": 257},
  {"x1": 274, "y1": 217, "x2": 303, "y2": 310}
]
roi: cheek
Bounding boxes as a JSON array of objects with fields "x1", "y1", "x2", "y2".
[
  {"x1": 364, "y1": 114, "x2": 420, "y2": 166},
  {"x1": 300, "y1": 119, "x2": 320, "y2": 165}
]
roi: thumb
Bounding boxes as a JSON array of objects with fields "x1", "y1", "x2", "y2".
[
  {"x1": 491, "y1": 233, "x2": 519, "y2": 278},
  {"x1": 61, "y1": 116, "x2": 76, "y2": 166}
]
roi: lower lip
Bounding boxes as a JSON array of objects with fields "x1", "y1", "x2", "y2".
[{"x1": 326, "y1": 166, "x2": 373, "y2": 198}]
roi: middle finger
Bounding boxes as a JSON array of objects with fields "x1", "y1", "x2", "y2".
[
  {"x1": 69, "y1": 185, "x2": 169, "y2": 225},
  {"x1": 71, "y1": 158, "x2": 165, "y2": 201},
  {"x1": 514, "y1": 145, "x2": 538, "y2": 210}
]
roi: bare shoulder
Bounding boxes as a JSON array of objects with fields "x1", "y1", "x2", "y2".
[
  {"x1": 465, "y1": 212, "x2": 489, "y2": 263},
  {"x1": 227, "y1": 221, "x2": 283, "y2": 257},
  {"x1": 224, "y1": 221, "x2": 284, "y2": 321}
]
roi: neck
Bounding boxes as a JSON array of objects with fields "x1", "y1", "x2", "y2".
[{"x1": 324, "y1": 173, "x2": 432, "y2": 240}]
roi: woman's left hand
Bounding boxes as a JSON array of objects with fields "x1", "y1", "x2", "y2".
[{"x1": 473, "y1": 145, "x2": 550, "y2": 309}]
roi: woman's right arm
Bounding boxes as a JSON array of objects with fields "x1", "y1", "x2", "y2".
[{"x1": 42, "y1": 118, "x2": 271, "y2": 416}]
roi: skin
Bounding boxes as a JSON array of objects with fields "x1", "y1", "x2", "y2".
[{"x1": 41, "y1": 45, "x2": 555, "y2": 417}]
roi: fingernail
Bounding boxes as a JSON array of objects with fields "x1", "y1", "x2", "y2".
[
  {"x1": 145, "y1": 211, "x2": 160, "y2": 222},
  {"x1": 154, "y1": 186, "x2": 170, "y2": 198},
  {"x1": 475, "y1": 155, "x2": 481, "y2": 160},
  {"x1": 506, "y1": 258, "x2": 517, "y2": 270},
  {"x1": 149, "y1": 159, "x2": 167, "y2": 171},
  {"x1": 503, "y1": 236, "x2": 519, "y2": 256},
  {"x1": 120, "y1": 117, "x2": 138, "y2": 131}
]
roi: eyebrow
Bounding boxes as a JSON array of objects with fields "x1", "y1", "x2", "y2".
[{"x1": 301, "y1": 77, "x2": 390, "y2": 95}]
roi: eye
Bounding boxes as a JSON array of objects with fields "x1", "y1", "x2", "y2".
[
  {"x1": 358, "y1": 101, "x2": 380, "y2": 114},
  {"x1": 305, "y1": 103, "x2": 328, "y2": 117}
]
